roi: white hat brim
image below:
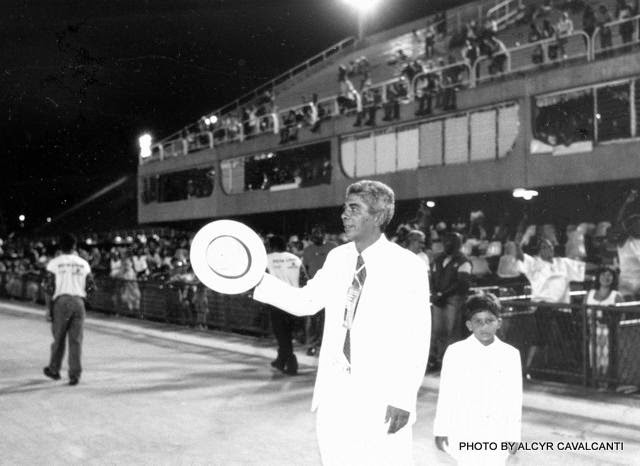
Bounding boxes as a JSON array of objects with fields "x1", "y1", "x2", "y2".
[{"x1": 190, "y1": 220, "x2": 267, "y2": 295}]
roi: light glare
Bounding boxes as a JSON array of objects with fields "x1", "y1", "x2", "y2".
[
  {"x1": 139, "y1": 133, "x2": 152, "y2": 158},
  {"x1": 426, "y1": 201, "x2": 436, "y2": 208},
  {"x1": 342, "y1": 0, "x2": 381, "y2": 13},
  {"x1": 18, "y1": 214, "x2": 25, "y2": 222}
]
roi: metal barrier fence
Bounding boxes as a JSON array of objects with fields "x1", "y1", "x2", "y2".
[
  {"x1": 0, "y1": 272, "x2": 272, "y2": 338},
  {"x1": 497, "y1": 298, "x2": 640, "y2": 389},
  {"x1": 2, "y1": 271, "x2": 639, "y2": 390}
]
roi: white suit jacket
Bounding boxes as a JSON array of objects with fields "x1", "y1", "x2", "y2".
[{"x1": 253, "y1": 235, "x2": 431, "y2": 415}]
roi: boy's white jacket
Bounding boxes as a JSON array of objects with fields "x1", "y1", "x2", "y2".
[
  {"x1": 434, "y1": 334, "x2": 522, "y2": 442},
  {"x1": 254, "y1": 235, "x2": 431, "y2": 416}
]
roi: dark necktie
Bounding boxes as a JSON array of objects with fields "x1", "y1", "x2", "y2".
[{"x1": 343, "y1": 254, "x2": 366, "y2": 364}]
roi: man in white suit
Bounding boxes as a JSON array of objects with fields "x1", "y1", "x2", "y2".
[{"x1": 253, "y1": 180, "x2": 431, "y2": 465}]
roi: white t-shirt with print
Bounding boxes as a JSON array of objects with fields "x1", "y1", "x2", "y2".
[
  {"x1": 47, "y1": 253, "x2": 92, "y2": 299},
  {"x1": 517, "y1": 254, "x2": 585, "y2": 303},
  {"x1": 267, "y1": 251, "x2": 302, "y2": 288}
]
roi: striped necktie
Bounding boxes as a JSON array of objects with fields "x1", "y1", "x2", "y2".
[{"x1": 343, "y1": 254, "x2": 366, "y2": 364}]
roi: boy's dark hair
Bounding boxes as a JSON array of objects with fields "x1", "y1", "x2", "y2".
[
  {"x1": 268, "y1": 235, "x2": 287, "y2": 253},
  {"x1": 465, "y1": 292, "x2": 501, "y2": 320},
  {"x1": 59, "y1": 233, "x2": 77, "y2": 253}
]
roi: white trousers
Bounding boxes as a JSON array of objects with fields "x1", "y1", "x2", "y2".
[{"x1": 315, "y1": 374, "x2": 413, "y2": 466}]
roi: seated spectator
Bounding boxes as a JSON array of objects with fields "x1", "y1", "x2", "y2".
[
  {"x1": 469, "y1": 246, "x2": 491, "y2": 278},
  {"x1": 405, "y1": 229, "x2": 430, "y2": 269},
  {"x1": 487, "y1": 38, "x2": 508, "y2": 75}
]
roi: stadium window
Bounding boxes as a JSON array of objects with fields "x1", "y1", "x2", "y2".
[
  {"x1": 533, "y1": 88, "x2": 594, "y2": 148},
  {"x1": 595, "y1": 81, "x2": 632, "y2": 142},
  {"x1": 221, "y1": 142, "x2": 331, "y2": 194},
  {"x1": 143, "y1": 166, "x2": 214, "y2": 203}
]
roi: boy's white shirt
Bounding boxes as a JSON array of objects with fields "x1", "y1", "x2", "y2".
[{"x1": 434, "y1": 334, "x2": 522, "y2": 452}]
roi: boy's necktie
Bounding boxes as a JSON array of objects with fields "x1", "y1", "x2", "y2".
[{"x1": 343, "y1": 254, "x2": 366, "y2": 364}]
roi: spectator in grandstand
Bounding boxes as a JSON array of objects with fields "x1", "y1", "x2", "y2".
[
  {"x1": 194, "y1": 285, "x2": 209, "y2": 330},
  {"x1": 441, "y1": 55, "x2": 463, "y2": 110},
  {"x1": 555, "y1": 11, "x2": 574, "y2": 59},
  {"x1": 611, "y1": 189, "x2": 640, "y2": 299},
  {"x1": 337, "y1": 66, "x2": 360, "y2": 114},
  {"x1": 415, "y1": 62, "x2": 440, "y2": 116},
  {"x1": 252, "y1": 180, "x2": 431, "y2": 465},
  {"x1": 583, "y1": 265, "x2": 623, "y2": 385},
  {"x1": 529, "y1": 21, "x2": 545, "y2": 64},
  {"x1": 617, "y1": 0, "x2": 636, "y2": 45},
  {"x1": 434, "y1": 293, "x2": 522, "y2": 465},
  {"x1": 424, "y1": 24, "x2": 436, "y2": 59},
  {"x1": 429, "y1": 231, "x2": 471, "y2": 372},
  {"x1": 354, "y1": 79, "x2": 379, "y2": 127},
  {"x1": 464, "y1": 20, "x2": 478, "y2": 44},
  {"x1": 534, "y1": 0, "x2": 554, "y2": 21},
  {"x1": 497, "y1": 241, "x2": 522, "y2": 279},
  {"x1": 382, "y1": 76, "x2": 408, "y2": 121},
  {"x1": 119, "y1": 256, "x2": 142, "y2": 318},
  {"x1": 488, "y1": 37, "x2": 509, "y2": 75},
  {"x1": 43, "y1": 233, "x2": 95, "y2": 386},
  {"x1": 582, "y1": 5, "x2": 597, "y2": 38},
  {"x1": 514, "y1": 236, "x2": 586, "y2": 379},
  {"x1": 542, "y1": 19, "x2": 559, "y2": 59},
  {"x1": 302, "y1": 225, "x2": 338, "y2": 356},
  {"x1": 597, "y1": 4, "x2": 614, "y2": 52},
  {"x1": 405, "y1": 229, "x2": 430, "y2": 269},
  {"x1": 265, "y1": 235, "x2": 307, "y2": 375},
  {"x1": 462, "y1": 39, "x2": 480, "y2": 77}
]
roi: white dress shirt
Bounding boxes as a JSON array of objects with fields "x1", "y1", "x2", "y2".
[{"x1": 434, "y1": 335, "x2": 522, "y2": 464}]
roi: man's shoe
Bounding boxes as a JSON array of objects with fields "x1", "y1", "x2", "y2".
[
  {"x1": 270, "y1": 359, "x2": 285, "y2": 372},
  {"x1": 43, "y1": 367, "x2": 60, "y2": 380},
  {"x1": 68, "y1": 377, "x2": 79, "y2": 386},
  {"x1": 284, "y1": 356, "x2": 298, "y2": 376}
]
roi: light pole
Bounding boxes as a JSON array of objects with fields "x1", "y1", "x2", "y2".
[{"x1": 342, "y1": 0, "x2": 382, "y2": 41}]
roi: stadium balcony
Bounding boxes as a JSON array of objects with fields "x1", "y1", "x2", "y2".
[{"x1": 140, "y1": 0, "x2": 640, "y2": 165}]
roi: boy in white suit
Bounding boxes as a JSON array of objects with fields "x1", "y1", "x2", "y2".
[
  {"x1": 434, "y1": 293, "x2": 522, "y2": 465},
  {"x1": 253, "y1": 180, "x2": 431, "y2": 466}
]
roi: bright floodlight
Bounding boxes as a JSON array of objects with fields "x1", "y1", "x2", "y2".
[
  {"x1": 46, "y1": 217, "x2": 52, "y2": 223},
  {"x1": 18, "y1": 214, "x2": 26, "y2": 222},
  {"x1": 513, "y1": 188, "x2": 539, "y2": 201},
  {"x1": 342, "y1": 0, "x2": 381, "y2": 13},
  {"x1": 139, "y1": 133, "x2": 152, "y2": 158},
  {"x1": 426, "y1": 201, "x2": 436, "y2": 208}
]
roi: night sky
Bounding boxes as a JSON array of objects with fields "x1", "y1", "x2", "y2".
[{"x1": 1, "y1": 0, "x2": 449, "y2": 232}]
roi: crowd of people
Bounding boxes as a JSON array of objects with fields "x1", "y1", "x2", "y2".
[{"x1": 3, "y1": 187, "x2": 640, "y2": 385}]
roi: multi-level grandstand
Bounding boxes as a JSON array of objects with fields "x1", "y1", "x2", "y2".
[{"x1": 137, "y1": 0, "x2": 640, "y2": 233}]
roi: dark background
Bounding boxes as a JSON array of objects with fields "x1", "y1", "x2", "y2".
[{"x1": 1, "y1": 0, "x2": 462, "y2": 233}]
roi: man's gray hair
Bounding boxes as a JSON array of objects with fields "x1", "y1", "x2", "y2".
[{"x1": 346, "y1": 180, "x2": 395, "y2": 229}]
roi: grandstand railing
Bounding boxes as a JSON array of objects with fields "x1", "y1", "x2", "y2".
[
  {"x1": 486, "y1": 0, "x2": 524, "y2": 30},
  {"x1": 142, "y1": 19, "x2": 640, "y2": 165},
  {"x1": 592, "y1": 14, "x2": 640, "y2": 59},
  {"x1": 474, "y1": 31, "x2": 591, "y2": 84},
  {"x1": 3, "y1": 270, "x2": 640, "y2": 390},
  {"x1": 211, "y1": 37, "x2": 357, "y2": 120}
]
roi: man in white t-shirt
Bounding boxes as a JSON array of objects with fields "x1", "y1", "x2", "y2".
[
  {"x1": 266, "y1": 235, "x2": 308, "y2": 375},
  {"x1": 516, "y1": 237, "x2": 585, "y2": 378},
  {"x1": 43, "y1": 233, "x2": 95, "y2": 386},
  {"x1": 613, "y1": 190, "x2": 640, "y2": 299}
]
